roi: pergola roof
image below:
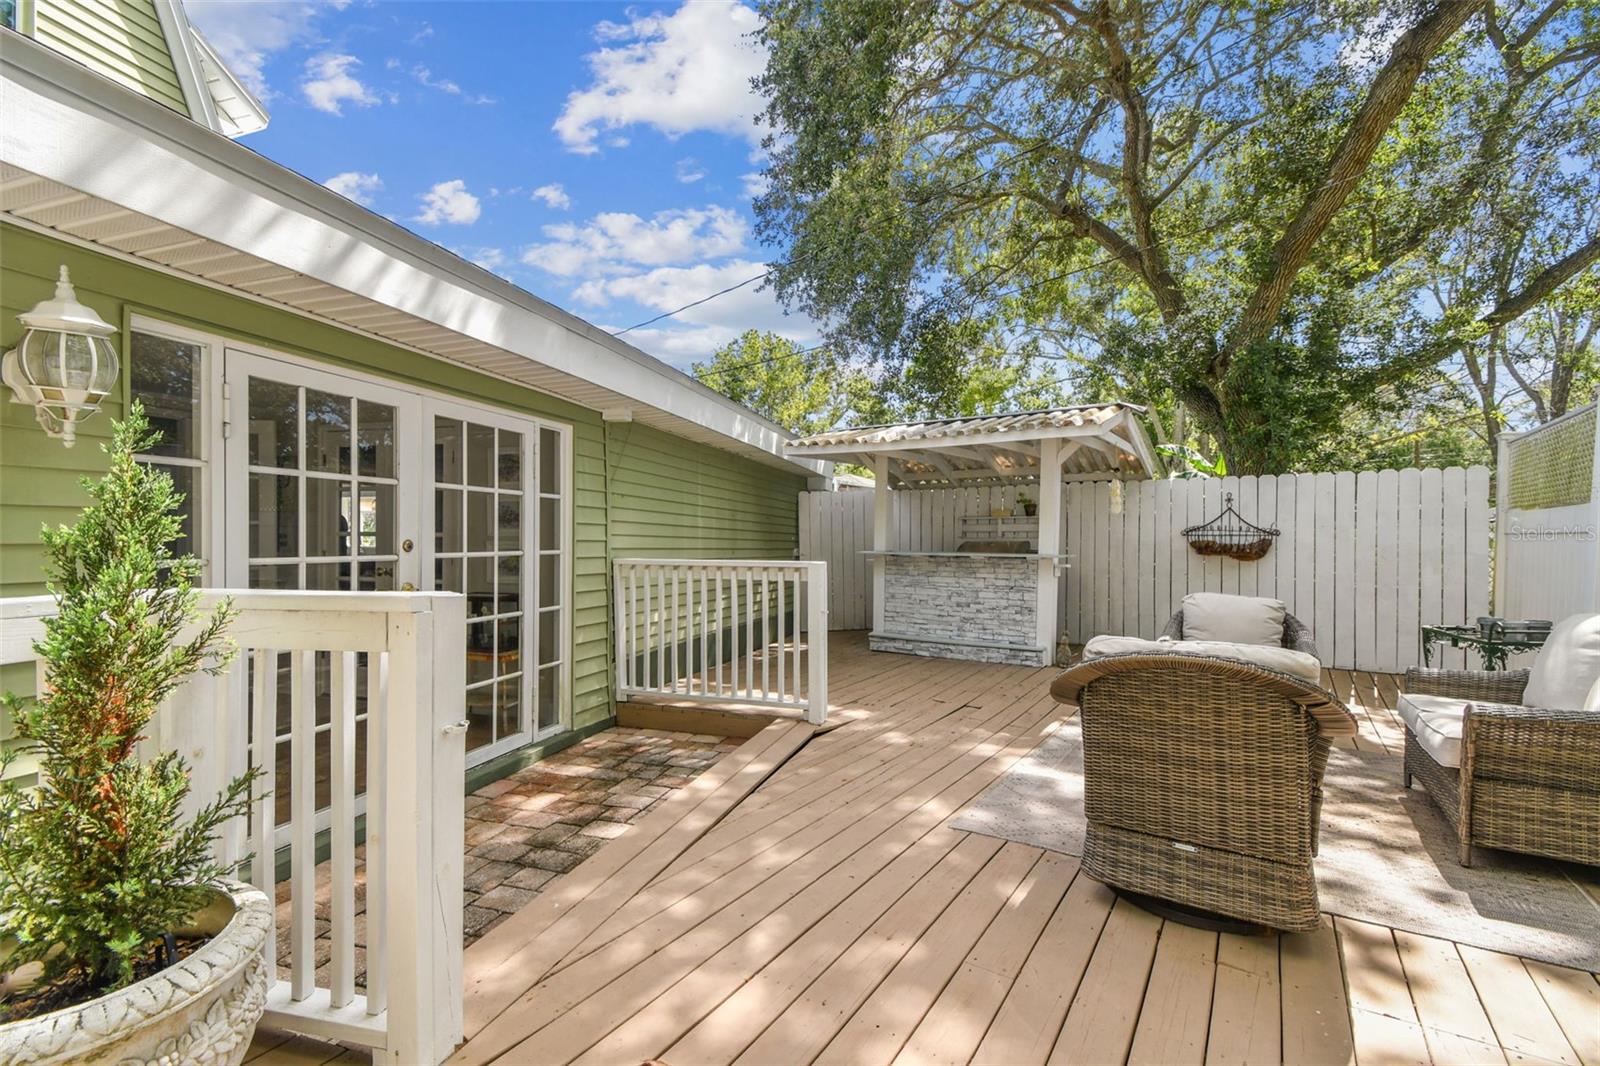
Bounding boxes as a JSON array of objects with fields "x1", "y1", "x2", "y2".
[{"x1": 787, "y1": 404, "x2": 1160, "y2": 487}]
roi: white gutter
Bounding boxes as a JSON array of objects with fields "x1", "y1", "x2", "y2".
[{"x1": 0, "y1": 34, "x2": 822, "y2": 477}]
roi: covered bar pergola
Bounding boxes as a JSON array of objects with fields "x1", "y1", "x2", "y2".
[{"x1": 787, "y1": 405, "x2": 1159, "y2": 666}]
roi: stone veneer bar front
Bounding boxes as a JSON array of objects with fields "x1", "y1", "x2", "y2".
[{"x1": 869, "y1": 551, "x2": 1049, "y2": 666}]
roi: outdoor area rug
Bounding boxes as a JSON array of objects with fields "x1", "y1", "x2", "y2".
[{"x1": 949, "y1": 718, "x2": 1600, "y2": 970}]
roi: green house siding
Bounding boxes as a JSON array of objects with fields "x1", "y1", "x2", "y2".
[
  {"x1": 0, "y1": 224, "x2": 806, "y2": 747},
  {"x1": 29, "y1": 0, "x2": 190, "y2": 116},
  {"x1": 606, "y1": 421, "x2": 804, "y2": 559}
]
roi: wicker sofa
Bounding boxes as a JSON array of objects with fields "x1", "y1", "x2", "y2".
[
  {"x1": 1051, "y1": 604, "x2": 1356, "y2": 932},
  {"x1": 1400, "y1": 612, "x2": 1600, "y2": 867}
]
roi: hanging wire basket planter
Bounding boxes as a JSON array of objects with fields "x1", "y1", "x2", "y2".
[{"x1": 1182, "y1": 492, "x2": 1280, "y2": 561}]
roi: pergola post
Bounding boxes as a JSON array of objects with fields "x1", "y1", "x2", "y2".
[
  {"x1": 1036, "y1": 438, "x2": 1063, "y2": 661},
  {"x1": 872, "y1": 453, "x2": 891, "y2": 634}
]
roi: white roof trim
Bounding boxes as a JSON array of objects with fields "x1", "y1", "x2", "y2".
[
  {"x1": 0, "y1": 35, "x2": 820, "y2": 477},
  {"x1": 186, "y1": 27, "x2": 269, "y2": 138},
  {"x1": 150, "y1": 0, "x2": 218, "y2": 132},
  {"x1": 786, "y1": 405, "x2": 1159, "y2": 484}
]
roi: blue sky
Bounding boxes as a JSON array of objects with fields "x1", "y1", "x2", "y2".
[{"x1": 185, "y1": 0, "x2": 815, "y2": 369}]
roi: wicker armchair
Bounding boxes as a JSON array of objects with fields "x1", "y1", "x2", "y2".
[
  {"x1": 1162, "y1": 607, "x2": 1319, "y2": 660},
  {"x1": 1401, "y1": 666, "x2": 1600, "y2": 867},
  {"x1": 1051, "y1": 644, "x2": 1356, "y2": 932}
]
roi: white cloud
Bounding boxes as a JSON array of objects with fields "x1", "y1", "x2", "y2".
[
  {"x1": 585, "y1": 260, "x2": 817, "y2": 367},
  {"x1": 676, "y1": 158, "x2": 707, "y2": 184},
  {"x1": 414, "y1": 179, "x2": 482, "y2": 225},
  {"x1": 554, "y1": 2, "x2": 767, "y2": 154},
  {"x1": 520, "y1": 205, "x2": 746, "y2": 276},
  {"x1": 323, "y1": 171, "x2": 383, "y2": 205},
  {"x1": 412, "y1": 64, "x2": 496, "y2": 105},
  {"x1": 185, "y1": 0, "x2": 322, "y2": 100},
  {"x1": 740, "y1": 171, "x2": 769, "y2": 199},
  {"x1": 532, "y1": 183, "x2": 573, "y2": 210},
  {"x1": 302, "y1": 53, "x2": 380, "y2": 115},
  {"x1": 466, "y1": 247, "x2": 507, "y2": 271}
]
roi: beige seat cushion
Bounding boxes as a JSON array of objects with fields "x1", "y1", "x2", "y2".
[
  {"x1": 1524, "y1": 613, "x2": 1600, "y2": 710},
  {"x1": 1397, "y1": 692, "x2": 1466, "y2": 768},
  {"x1": 1082, "y1": 634, "x2": 1321, "y2": 684},
  {"x1": 1181, "y1": 592, "x2": 1287, "y2": 646}
]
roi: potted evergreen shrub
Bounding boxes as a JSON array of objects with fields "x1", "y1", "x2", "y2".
[{"x1": 0, "y1": 405, "x2": 270, "y2": 1066}]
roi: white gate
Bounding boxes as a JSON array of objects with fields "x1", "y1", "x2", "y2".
[
  {"x1": 800, "y1": 468, "x2": 1493, "y2": 672},
  {"x1": 1496, "y1": 403, "x2": 1600, "y2": 623}
]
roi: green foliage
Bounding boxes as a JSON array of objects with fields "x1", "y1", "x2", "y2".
[
  {"x1": 692, "y1": 331, "x2": 851, "y2": 435},
  {"x1": 694, "y1": 324, "x2": 1066, "y2": 433},
  {"x1": 0, "y1": 404, "x2": 256, "y2": 994},
  {"x1": 753, "y1": 0, "x2": 1599, "y2": 472}
]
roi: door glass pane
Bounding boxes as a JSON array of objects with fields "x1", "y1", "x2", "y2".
[
  {"x1": 356, "y1": 560, "x2": 395, "y2": 591},
  {"x1": 498, "y1": 430, "x2": 522, "y2": 489},
  {"x1": 468, "y1": 491, "x2": 493, "y2": 551},
  {"x1": 538, "y1": 667, "x2": 558, "y2": 730},
  {"x1": 436, "y1": 489, "x2": 463, "y2": 553},
  {"x1": 306, "y1": 478, "x2": 349, "y2": 557},
  {"x1": 249, "y1": 473, "x2": 298, "y2": 557},
  {"x1": 540, "y1": 554, "x2": 559, "y2": 608},
  {"x1": 540, "y1": 498, "x2": 560, "y2": 550},
  {"x1": 467, "y1": 423, "x2": 494, "y2": 487},
  {"x1": 249, "y1": 378, "x2": 298, "y2": 468},
  {"x1": 496, "y1": 677, "x2": 521, "y2": 742},
  {"x1": 467, "y1": 620, "x2": 493, "y2": 685},
  {"x1": 496, "y1": 617, "x2": 521, "y2": 675},
  {"x1": 250, "y1": 563, "x2": 298, "y2": 588},
  {"x1": 305, "y1": 389, "x2": 351, "y2": 473},
  {"x1": 540, "y1": 428, "x2": 560, "y2": 492},
  {"x1": 465, "y1": 685, "x2": 493, "y2": 752},
  {"x1": 498, "y1": 496, "x2": 521, "y2": 551},
  {"x1": 435, "y1": 417, "x2": 463, "y2": 483},
  {"x1": 435, "y1": 557, "x2": 462, "y2": 593},
  {"x1": 467, "y1": 557, "x2": 493, "y2": 618},
  {"x1": 358, "y1": 400, "x2": 396, "y2": 478},
  {"x1": 497, "y1": 554, "x2": 521, "y2": 614},
  {"x1": 358, "y1": 484, "x2": 395, "y2": 554},
  {"x1": 539, "y1": 608, "x2": 558, "y2": 665},
  {"x1": 307, "y1": 561, "x2": 350, "y2": 590}
]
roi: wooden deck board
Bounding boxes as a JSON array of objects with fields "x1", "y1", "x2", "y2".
[{"x1": 445, "y1": 632, "x2": 1598, "y2": 1066}]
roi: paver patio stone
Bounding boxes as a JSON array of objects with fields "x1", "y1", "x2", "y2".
[{"x1": 278, "y1": 725, "x2": 740, "y2": 990}]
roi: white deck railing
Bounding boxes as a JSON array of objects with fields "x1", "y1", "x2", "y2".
[
  {"x1": 613, "y1": 559, "x2": 828, "y2": 724},
  {"x1": 0, "y1": 590, "x2": 466, "y2": 1066}
]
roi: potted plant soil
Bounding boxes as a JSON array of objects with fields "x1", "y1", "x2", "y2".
[{"x1": 0, "y1": 405, "x2": 268, "y2": 1066}]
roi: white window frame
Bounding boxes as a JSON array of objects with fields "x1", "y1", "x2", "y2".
[{"x1": 128, "y1": 314, "x2": 227, "y2": 583}]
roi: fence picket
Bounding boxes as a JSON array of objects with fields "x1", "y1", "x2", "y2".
[{"x1": 799, "y1": 466, "x2": 1491, "y2": 673}]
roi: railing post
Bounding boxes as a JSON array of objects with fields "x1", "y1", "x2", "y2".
[
  {"x1": 613, "y1": 561, "x2": 628, "y2": 700},
  {"x1": 382, "y1": 595, "x2": 465, "y2": 1065},
  {"x1": 806, "y1": 562, "x2": 829, "y2": 725}
]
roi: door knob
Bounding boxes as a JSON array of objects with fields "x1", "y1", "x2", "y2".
[
  {"x1": 401, "y1": 581, "x2": 418, "y2": 592},
  {"x1": 401, "y1": 538, "x2": 414, "y2": 552}
]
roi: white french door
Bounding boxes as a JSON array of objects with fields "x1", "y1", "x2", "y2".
[
  {"x1": 222, "y1": 351, "x2": 423, "y2": 835},
  {"x1": 424, "y1": 399, "x2": 570, "y2": 761}
]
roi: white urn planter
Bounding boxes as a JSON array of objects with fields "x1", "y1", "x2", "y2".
[{"x1": 0, "y1": 881, "x2": 272, "y2": 1066}]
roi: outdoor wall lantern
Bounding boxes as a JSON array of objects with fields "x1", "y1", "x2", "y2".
[{"x1": 2, "y1": 266, "x2": 119, "y2": 447}]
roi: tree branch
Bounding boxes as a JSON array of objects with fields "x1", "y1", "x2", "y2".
[{"x1": 1221, "y1": 0, "x2": 1484, "y2": 368}]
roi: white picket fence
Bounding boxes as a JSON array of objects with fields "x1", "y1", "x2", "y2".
[
  {"x1": 613, "y1": 559, "x2": 829, "y2": 724},
  {"x1": 800, "y1": 468, "x2": 1493, "y2": 672},
  {"x1": 0, "y1": 590, "x2": 467, "y2": 1066},
  {"x1": 1496, "y1": 403, "x2": 1600, "y2": 623}
]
